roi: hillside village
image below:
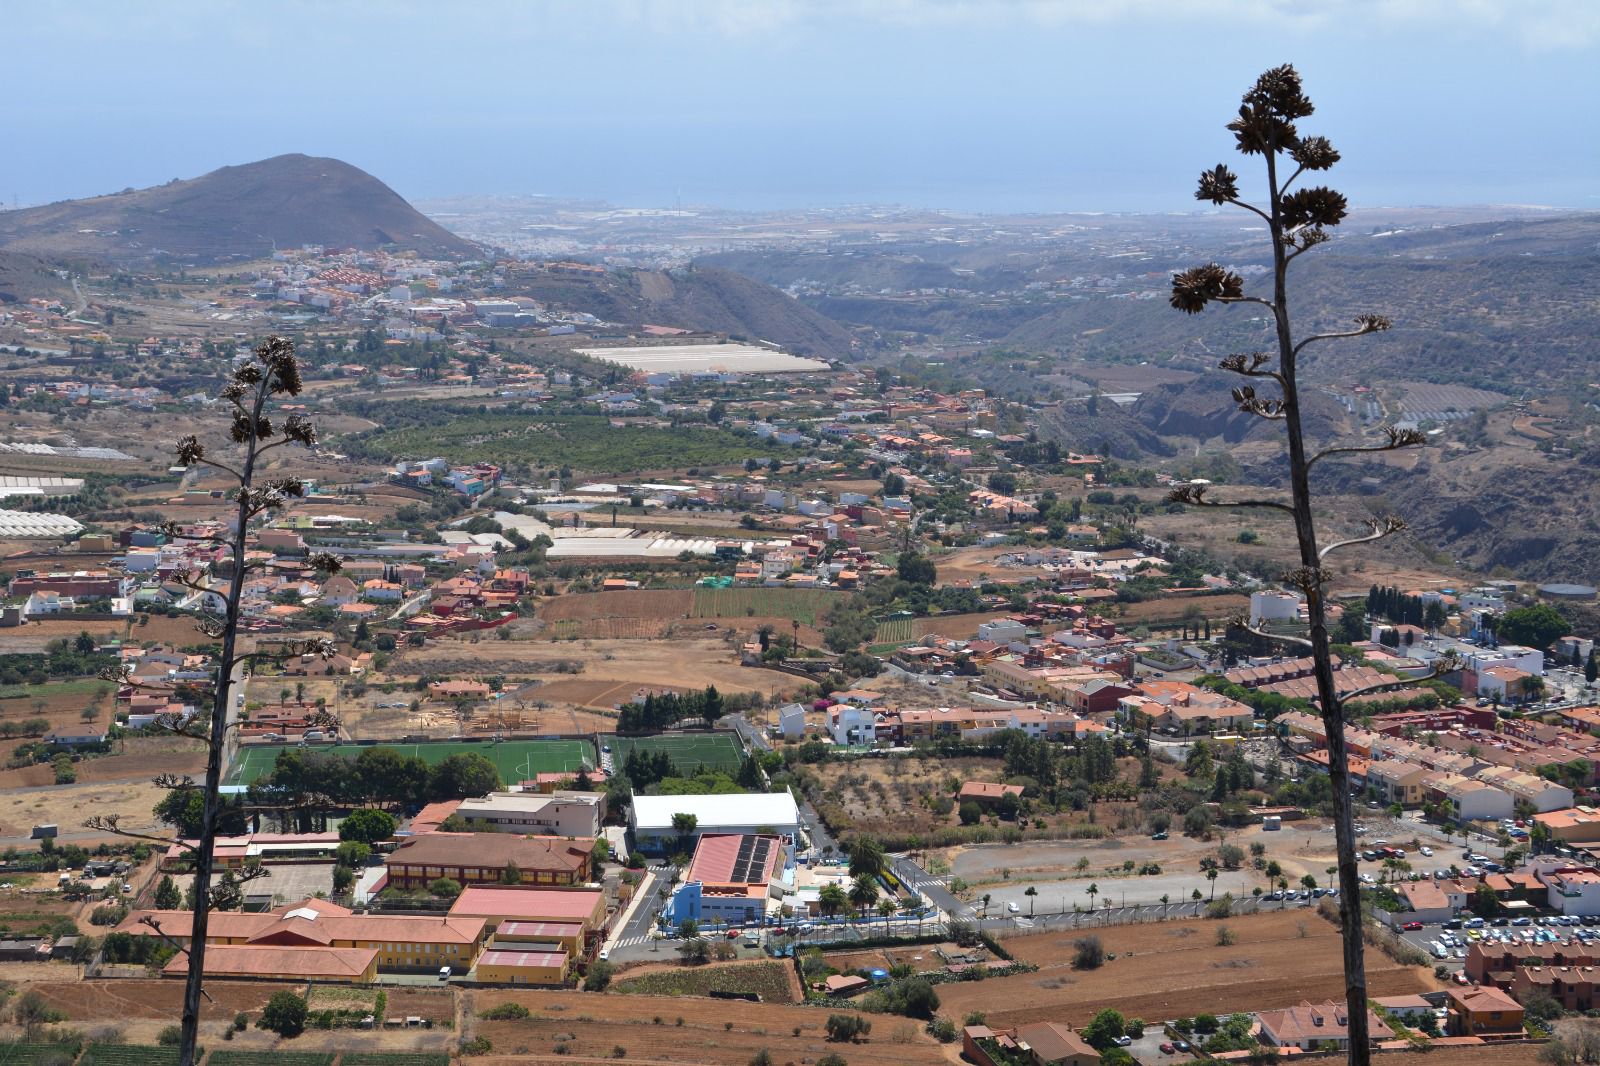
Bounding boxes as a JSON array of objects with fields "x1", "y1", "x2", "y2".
[
  {"x1": 1, "y1": 300, "x2": 1599, "y2": 1066},
  {"x1": 0, "y1": 74, "x2": 1597, "y2": 1066}
]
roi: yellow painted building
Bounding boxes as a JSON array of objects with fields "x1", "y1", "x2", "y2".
[
  {"x1": 116, "y1": 898, "x2": 487, "y2": 976},
  {"x1": 474, "y1": 946, "x2": 569, "y2": 985}
]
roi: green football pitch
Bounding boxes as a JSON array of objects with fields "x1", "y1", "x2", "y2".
[
  {"x1": 608, "y1": 733, "x2": 744, "y2": 774},
  {"x1": 227, "y1": 738, "x2": 594, "y2": 787}
]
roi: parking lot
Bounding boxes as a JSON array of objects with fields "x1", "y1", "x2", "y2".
[{"x1": 1393, "y1": 912, "x2": 1600, "y2": 977}]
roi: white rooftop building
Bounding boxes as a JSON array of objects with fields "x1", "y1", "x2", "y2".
[{"x1": 630, "y1": 793, "x2": 801, "y2": 852}]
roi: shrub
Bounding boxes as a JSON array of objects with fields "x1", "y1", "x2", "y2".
[
  {"x1": 1215, "y1": 925, "x2": 1235, "y2": 946},
  {"x1": 259, "y1": 990, "x2": 308, "y2": 1037},
  {"x1": 461, "y1": 1035, "x2": 493, "y2": 1055},
  {"x1": 233, "y1": 1012, "x2": 249, "y2": 1032},
  {"x1": 158, "y1": 1025, "x2": 183, "y2": 1046},
  {"x1": 927, "y1": 1017, "x2": 959, "y2": 1043},
  {"x1": 586, "y1": 959, "x2": 615, "y2": 991},
  {"x1": 818, "y1": 1056, "x2": 848, "y2": 1066},
  {"x1": 89, "y1": 902, "x2": 128, "y2": 926},
  {"x1": 14, "y1": 990, "x2": 68, "y2": 1025},
  {"x1": 825, "y1": 1014, "x2": 871, "y2": 1043},
  {"x1": 1072, "y1": 935, "x2": 1104, "y2": 970},
  {"x1": 479, "y1": 1003, "x2": 531, "y2": 1020}
]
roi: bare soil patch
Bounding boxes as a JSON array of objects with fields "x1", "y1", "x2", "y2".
[
  {"x1": 936, "y1": 909, "x2": 1438, "y2": 1029},
  {"x1": 540, "y1": 590, "x2": 693, "y2": 622},
  {"x1": 465, "y1": 986, "x2": 938, "y2": 1066}
]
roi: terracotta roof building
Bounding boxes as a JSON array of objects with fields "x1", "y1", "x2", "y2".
[
  {"x1": 385, "y1": 832, "x2": 595, "y2": 889},
  {"x1": 1256, "y1": 1000, "x2": 1386, "y2": 1050},
  {"x1": 118, "y1": 897, "x2": 485, "y2": 978}
]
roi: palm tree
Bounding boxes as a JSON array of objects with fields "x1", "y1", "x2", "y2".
[
  {"x1": 1160, "y1": 893, "x2": 1170, "y2": 920},
  {"x1": 981, "y1": 893, "x2": 991, "y2": 919},
  {"x1": 1206, "y1": 867, "x2": 1219, "y2": 901},
  {"x1": 1086, "y1": 883, "x2": 1099, "y2": 912},
  {"x1": 848, "y1": 837, "x2": 885, "y2": 880},
  {"x1": 1025, "y1": 886, "x2": 1038, "y2": 916},
  {"x1": 1326, "y1": 866, "x2": 1338, "y2": 890},
  {"x1": 819, "y1": 882, "x2": 846, "y2": 918},
  {"x1": 876, "y1": 898, "x2": 896, "y2": 937},
  {"x1": 849, "y1": 876, "x2": 878, "y2": 923}
]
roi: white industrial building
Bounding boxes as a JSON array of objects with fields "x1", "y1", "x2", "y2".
[{"x1": 629, "y1": 793, "x2": 801, "y2": 853}]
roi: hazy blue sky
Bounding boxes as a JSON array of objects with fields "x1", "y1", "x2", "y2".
[{"x1": 5, "y1": 1, "x2": 1597, "y2": 213}]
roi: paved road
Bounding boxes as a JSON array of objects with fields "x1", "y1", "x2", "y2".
[
  {"x1": 607, "y1": 867, "x2": 668, "y2": 957},
  {"x1": 890, "y1": 853, "x2": 968, "y2": 918},
  {"x1": 796, "y1": 796, "x2": 839, "y2": 857}
]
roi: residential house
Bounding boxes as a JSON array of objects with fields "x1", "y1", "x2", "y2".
[
  {"x1": 1367, "y1": 761, "x2": 1433, "y2": 809},
  {"x1": 1447, "y1": 986, "x2": 1524, "y2": 1039},
  {"x1": 1256, "y1": 1000, "x2": 1386, "y2": 1051},
  {"x1": 958, "y1": 781, "x2": 1025, "y2": 809}
]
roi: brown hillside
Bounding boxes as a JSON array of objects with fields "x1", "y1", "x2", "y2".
[{"x1": 0, "y1": 154, "x2": 479, "y2": 264}]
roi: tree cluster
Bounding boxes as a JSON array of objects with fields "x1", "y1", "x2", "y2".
[
  {"x1": 249, "y1": 746, "x2": 501, "y2": 810},
  {"x1": 616, "y1": 686, "x2": 726, "y2": 733}
]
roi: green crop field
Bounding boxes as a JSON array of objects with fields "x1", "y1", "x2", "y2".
[
  {"x1": 208, "y1": 1053, "x2": 334, "y2": 1066},
  {"x1": 614, "y1": 959, "x2": 793, "y2": 1001},
  {"x1": 690, "y1": 587, "x2": 844, "y2": 626},
  {"x1": 82, "y1": 1047, "x2": 182, "y2": 1066},
  {"x1": 0, "y1": 1044, "x2": 81, "y2": 1066},
  {"x1": 227, "y1": 738, "x2": 594, "y2": 787},
  {"x1": 609, "y1": 733, "x2": 744, "y2": 774},
  {"x1": 873, "y1": 617, "x2": 915, "y2": 643},
  {"x1": 351, "y1": 413, "x2": 782, "y2": 474},
  {"x1": 339, "y1": 1055, "x2": 450, "y2": 1066}
]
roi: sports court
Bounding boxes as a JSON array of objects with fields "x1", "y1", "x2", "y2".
[
  {"x1": 609, "y1": 733, "x2": 744, "y2": 774},
  {"x1": 228, "y1": 738, "x2": 595, "y2": 787}
]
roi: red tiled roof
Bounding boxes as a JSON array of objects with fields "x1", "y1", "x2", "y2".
[
  {"x1": 478, "y1": 948, "x2": 566, "y2": 969},
  {"x1": 162, "y1": 944, "x2": 376, "y2": 979},
  {"x1": 449, "y1": 886, "x2": 604, "y2": 924}
]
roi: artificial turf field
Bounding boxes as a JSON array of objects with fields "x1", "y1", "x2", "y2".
[
  {"x1": 608, "y1": 733, "x2": 744, "y2": 774},
  {"x1": 228, "y1": 737, "x2": 594, "y2": 787}
]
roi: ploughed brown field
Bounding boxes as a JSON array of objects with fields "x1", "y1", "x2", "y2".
[
  {"x1": 539, "y1": 589, "x2": 695, "y2": 622},
  {"x1": 465, "y1": 987, "x2": 943, "y2": 1066},
  {"x1": 23, "y1": 978, "x2": 454, "y2": 1022},
  {"x1": 935, "y1": 910, "x2": 1439, "y2": 1030}
]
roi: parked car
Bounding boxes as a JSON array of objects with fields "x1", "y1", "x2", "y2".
[
  {"x1": 1114, "y1": 1037, "x2": 1134, "y2": 1047},
  {"x1": 1402, "y1": 921, "x2": 1424, "y2": 931},
  {"x1": 1420, "y1": 846, "x2": 1433, "y2": 857},
  {"x1": 1161, "y1": 1043, "x2": 1176, "y2": 1054}
]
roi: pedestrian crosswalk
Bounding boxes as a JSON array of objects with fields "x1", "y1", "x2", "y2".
[{"x1": 610, "y1": 934, "x2": 654, "y2": 950}]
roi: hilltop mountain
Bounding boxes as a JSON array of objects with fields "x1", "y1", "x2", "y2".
[
  {"x1": 0, "y1": 154, "x2": 479, "y2": 264},
  {"x1": 507, "y1": 263, "x2": 856, "y2": 361}
]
